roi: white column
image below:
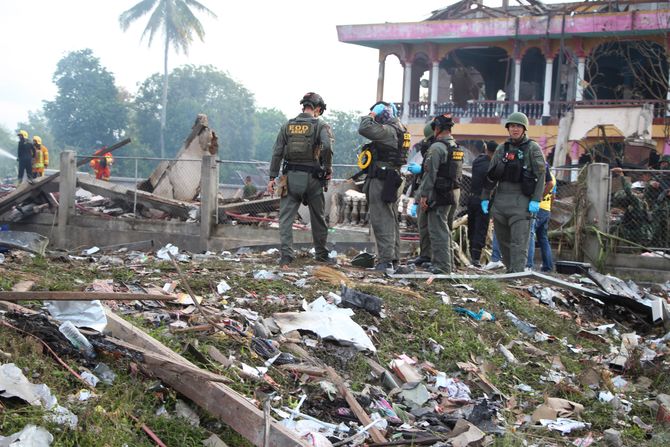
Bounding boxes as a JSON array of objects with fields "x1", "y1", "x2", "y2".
[
  {"x1": 576, "y1": 56, "x2": 586, "y2": 101},
  {"x1": 430, "y1": 61, "x2": 439, "y2": 116},
  {"x1": 376, "y1": 59, "x2": 385, "y2": 102},
  {"x1": 666, "y1": 65, "x2": 670, "y2": 116},
  {"x1": 513, "y1": 58, "x2": 521, "y2": 112},
  {"x1": 543, "y1": 59, "x2": 553, "y2": 117},
  {"x1": 402, "y1": 62, "x2": 412, "y2": 121}
]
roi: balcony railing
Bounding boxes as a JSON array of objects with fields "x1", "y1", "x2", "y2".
[
  {"x1": 401, "y1": 99, "x2": 670, "y2": 121},
  {"x1": 550, "y1": 99, "x2": 670, "y2": 119}
]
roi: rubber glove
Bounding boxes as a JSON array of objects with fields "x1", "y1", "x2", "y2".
[
  {"x1": 409, "y1": 203, "x2": 418, "y2": 217},
  {"x1": 390, "y1": 102, "x2": 398, "y2": 117},
  {"x1": 481, "y1": 200, "x2": 489, "y2": 214},
  {"x1": 372, "y1": 103, "x2": 386, "y2": 116},
  {"x1": 528, "y1": 200, "x2": 540, "y2": 214},
  {"x1": 407, "y1": 163, "x2": 422, "y2": 175}
]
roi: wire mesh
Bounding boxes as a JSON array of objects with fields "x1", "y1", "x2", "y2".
[{"x1": 608, "y1": 169, "x2": 670, "y2": 253}]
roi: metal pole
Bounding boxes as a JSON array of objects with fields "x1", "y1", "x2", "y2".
[{"x1": 133, "y1": 157, "x2": 138, "y2": 217}]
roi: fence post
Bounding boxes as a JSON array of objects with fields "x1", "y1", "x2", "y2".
[
  {"x1": 583, "y1": 163, "x2": 609, "y2": 265},
  {"x1": 57, "y1": 151, "x2": 76, "y2": 249},
  {"x1": 199, "y1": 155, "x2": 218, "y2": 251}
]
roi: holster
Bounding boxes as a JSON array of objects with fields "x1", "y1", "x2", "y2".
[
  {"x1": 521, "y1": 170, "x2": 537, "y2": 197},
  {"x1": 381, "y1": 169, "x2": 402, "y2": 203},
  {"x1": 277, "y1": 175, "x2": 289, "y2": 198}
]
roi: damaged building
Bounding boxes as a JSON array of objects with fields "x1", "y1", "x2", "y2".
[{"x1": 337, "y1": 0, "x2": 670, "y2": 163}]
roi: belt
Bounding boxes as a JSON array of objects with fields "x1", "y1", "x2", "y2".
[{"x1": 284, "y1": 163, "x2": 317, "y2": 174}]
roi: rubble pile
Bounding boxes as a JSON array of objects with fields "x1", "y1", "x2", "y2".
[{"x1": 1, "y1": 243, "x2": 670, "y2": 446}]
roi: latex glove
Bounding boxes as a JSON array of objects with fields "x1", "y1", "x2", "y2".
[
  {"x1": 407, "y1": 163, "x2": 422, "y2": 175},
  {"x1": 409, "y1": 203, "x2": 418, "y2": 217},
  {"x1": 371, "y1": 103, "x2": 386, "y2": 116},
  {"x1": 528, "y1": 200, "x2": 540, "y2": 214},
  {"x1": 390, "y1": 102, "x2": 398, "y2": 117},
  {"x1": 481, "y1": 200, "x2": 489, "y2": 214}
]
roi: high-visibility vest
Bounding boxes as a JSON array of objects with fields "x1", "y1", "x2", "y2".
[
  {"x1": 32, "y1": 145, "x2": 44, "y2": 170},
  {"x1": 540, "y1": 171, "x2": 556, "y2": 211}
]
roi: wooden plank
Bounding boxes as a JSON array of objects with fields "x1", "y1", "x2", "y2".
[
  {"x1": 325, "y1": 366, "x2": 387, "y2": 444},
  {"x1": 103, "y1": 307, "x2": 309, "y2": 447},
  {"x1": 0, "y1": 291, "x2": 176, "y2": 302},
  {"x1": 106, "y1": 336, "x2": 231, "y2": 383},
  {"x1": 76, "y1": 175, "x2": 194, "y2": 219}
]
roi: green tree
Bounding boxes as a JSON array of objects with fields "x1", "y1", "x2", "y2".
[
  {"x1": 133, "y1": 65, "x2": 255, "y2": 162},
  {"x1": 44, "y1": 49, "x2": 128, "y2": 151},
  {"x1": 119, "y1": 0, "x2": 216, "y2": 159},
  {"x1": 328, "y1": 110, "x2": 366, "y2": 178},
  {"x1": 252, "y1": 108, "x2": 286, "y2": 162}
]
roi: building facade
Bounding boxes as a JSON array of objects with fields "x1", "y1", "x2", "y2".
[{"x1": 337, "y1": 0, "x2": 670, "y2": 162}]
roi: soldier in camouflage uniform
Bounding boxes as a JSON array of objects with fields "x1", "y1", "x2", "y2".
[
  {"x1": 610, "y1": 167, "x2": 653, "y2": 246},
  {"x1": 418, "y1": 114, "x2": 464, "y2": 274},
  {"x1": 407, "y1": 122, "x2": 435, "y2": 267},
  {"x1": 358, "y1": 101, "x2": 411, "y2": 272},
  {"x1": 481, "y1": 112, "x2": 546, "y2": 273},
  {"x1": 268, "y1": 92, "x2": 334, "y2": 267}
]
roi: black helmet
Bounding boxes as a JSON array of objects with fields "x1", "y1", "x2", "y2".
[
  {"x1": 300, "y1": 92, "x2": 326, "y2": 112},
  {"x1": 351, "y1": 252, "x2": 376, "y2": 268},
  {"x1": 431, "y1": 113, "x2": 454, "y2": 131}
]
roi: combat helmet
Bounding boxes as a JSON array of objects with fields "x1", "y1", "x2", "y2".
[
  {"x1": 505, "y1": 112, "x2": 529, "y2": 130},
  {"x1": 300, "y1": 92, "x2": 326, "y2": 112},
  {"x1": 423, "y1": 122, "x2": 434, "y2": 141},
  {"x1": 431, "y1": 113, "x2": 455, "y2": 131},
  {"x1": 351, "y1": 252, "x2": 376, "y2": 268}
]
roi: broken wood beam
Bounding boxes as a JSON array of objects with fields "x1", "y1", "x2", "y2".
[
  {"x1": 106, "y1": 336, "x2": 231, "y2": 384},
  {"x1": 278, "y1": 364, "x2": 327, "y2": 377},
  {"x1": 103, "y1": 307, "x2": 309, "y2": 447},
  {"x1": 76, "y1": 175, "x2": 193, "y2": 219},
  {"x1": 325, "y1": 366, "x2": 387, "y2": 444},
  {"x1": 0, "y1": 291, "x2": 176, "y2": 302}
]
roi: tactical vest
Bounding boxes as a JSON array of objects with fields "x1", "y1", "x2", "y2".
[
  {"x1": 489, "y1": 140, "x2": 534, "y2": 184},
  {"x1": 371, "y1": 122, "x2": 411, "y2": 167},
  {"x1": 433, "y1": 139, "x2": 464, "y2": 206},
  {"x1": 285, "y1": 117, "x2": 320, "y2": 163}
]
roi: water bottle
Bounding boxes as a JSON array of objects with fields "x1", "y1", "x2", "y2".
[{"x1": 58, "y1": 321, "x2": 96, "y2": 359}]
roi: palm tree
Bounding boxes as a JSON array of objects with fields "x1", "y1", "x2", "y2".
[{"x1": 119, "y1": 0, "x2": 216, "y2": 158}]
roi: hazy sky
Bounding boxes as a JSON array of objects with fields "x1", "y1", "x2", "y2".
[{"x1": 0, "y1": 0, "x2": 462, "y2": 132}]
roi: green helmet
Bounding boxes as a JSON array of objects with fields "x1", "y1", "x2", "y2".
[
  {"x1": 505, "y1": 112, "x2": 529, "y2": 130},
  {"x1": 660, "y1": 155, "x2": 670, "y2": 165},
  {"x1": 423, "y1": 122, "x2": 433, "y2": 140}
]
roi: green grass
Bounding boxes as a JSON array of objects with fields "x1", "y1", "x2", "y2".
[{"x1": 3, "y1": 256, "x2": 669, "y2": 445}]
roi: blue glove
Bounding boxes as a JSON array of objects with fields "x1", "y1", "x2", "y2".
[
  {"x1": 372, "y1": 103, "x2": 386, "y2": 116},
  {"x1": 409, "y1": 203, "x2": 418, "y2": 217},
  {"x1": 528, "y1": 200, "x2": 540, "y2": 214},
  {"x1": 390, "y1": 102, "x2": 398, "y2": 117},
  {"x1": 407, "y1": 163, "x2": 422, "y2": 175},
  {"x1": 481, "y1": 200, "x2": 489, "y2": 214}
]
